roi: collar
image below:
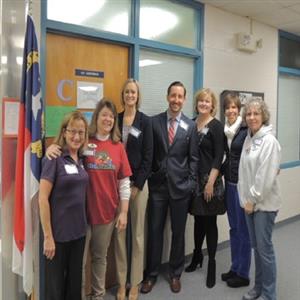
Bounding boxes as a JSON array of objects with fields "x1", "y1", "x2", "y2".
[
  {"x1": 61, "y1": 148, "x2": 84, "y2": 160},
  {"x1": 96, "y1": 133, "x2": 110, "y2": 141},
  {"x1": 167, "y1": 110, "x2": 182, "y2": 123}
]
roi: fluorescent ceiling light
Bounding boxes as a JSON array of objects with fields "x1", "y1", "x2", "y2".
[
  {"x1": 140, "y1": 7, "x2": 178, "y2": 39},
  {"x1": 48, "y1": 0, "x2": 106, "y2": 24},
  {"x1": 139, "y1": 59, "x2": 162, "y2": 67}
]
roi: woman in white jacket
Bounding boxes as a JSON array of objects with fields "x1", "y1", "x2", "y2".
[{"x1": 238, "y1": 99, "x2": 281, "y2": 300}]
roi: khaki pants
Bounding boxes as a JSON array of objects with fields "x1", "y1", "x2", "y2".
[
  {"x1": 115, "y1": 183, "x2": 148, "y2": 286},
  {"x1": 83, "y1": 219, "x2": 124, "y2": 300}
]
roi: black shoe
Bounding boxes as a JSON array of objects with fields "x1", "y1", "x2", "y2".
[
  {"x1": 221, "y1": 270, "x2": 237, "y2": 282},
  {"x1": 185, "y1": 250, "x2": 203, "y2": 273},
  {"x1": 227, "y1": 275, "x2": 250, "y2": 288},
  {"x1": 206, "y1": 259, "x2": 216, "y2": 288}
]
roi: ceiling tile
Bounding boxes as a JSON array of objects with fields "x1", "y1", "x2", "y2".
[
  {"x1": 288, "y1": 3, "x2": 300, "y2": 12},
  {"x1": 220, "y1": 2, "x2": 283, "y2": 17},
  {"x1": 279, "y1": 20, "x2": 300, "y2": 34},
  {"x1": 254, "y1": 7, "x2": 300, "y2": 27},
  {"x1": 271, "y1": 0, "x2": 300, "y2": 8},
  {"x1": 199, "y1": 0, "x2": 263, "y2": 8},
  {"x1": 199, "y1": 0, "x2": 300, "y2": 35}
]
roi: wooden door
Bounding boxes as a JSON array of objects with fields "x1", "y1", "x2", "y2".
[{"x1": 45, "y1": 33, "x2": 129, "y2": 293}]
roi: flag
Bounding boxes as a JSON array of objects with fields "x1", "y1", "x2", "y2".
[{"x1": 13, "y1": 14, "x2": 43, "y2": 296}]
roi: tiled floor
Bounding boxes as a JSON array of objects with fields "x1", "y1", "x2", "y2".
[{"x1": 103, "y1": 217, "x2": 300, "y2": 300}]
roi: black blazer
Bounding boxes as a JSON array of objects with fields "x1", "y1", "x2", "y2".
[
  {"x1": 148, "y1": 111, "x2": 198, "y2": 200},
  {"x1": 118, "y1": 110, "x2": 153, "y2": 190}
]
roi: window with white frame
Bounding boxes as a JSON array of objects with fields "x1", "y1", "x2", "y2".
[{"x1": 278, "y1": 73, "x2": 300, "y2": 163}]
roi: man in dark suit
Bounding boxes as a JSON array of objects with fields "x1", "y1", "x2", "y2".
[{"x1": 141, "y1": 81, "x2": 198, "y2": 294}]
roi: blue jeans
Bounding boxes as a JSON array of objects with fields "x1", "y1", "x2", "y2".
[
  {"x1": 245, "y1": 211, "x2": 277, "y2": 300},
  {"x1": 225, "y1": 182, "x2": 251, "y2": 279}
]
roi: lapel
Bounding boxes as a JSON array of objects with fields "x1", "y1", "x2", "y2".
[
  {"x1": 126, "y1": 111, "x2": 140, "y2": 147},
  {"x1": 118, "y1": 111, "x2": 124, "y2": 135},
  {"x1": 119, "y1": 110, "x2": 140, "y2": 147},
  {"x1": 159, "y1": 112, "x2": 169, "y2": 150}
]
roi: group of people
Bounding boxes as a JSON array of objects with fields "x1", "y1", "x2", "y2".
[{"x1": 39, "y1": 79, "x2": 281, "y2": 300}]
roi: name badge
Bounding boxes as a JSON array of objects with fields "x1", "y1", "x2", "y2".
[
  {"x1": 64, "y1": 164, "x2": 78, "y2": 174},
  {"x1": 179, "y1": 120, "x2": 189, "y2": 131},
  {"x1": 254, "y1": 138, "x2": 263, "y2": 146},
  {"x1": 201, "y1": 127, "x2": 209, "y2": 135},
  {"x1": 83, "y1": 149, "x2": 95, "y2": 156},
  {"x1": 129, "y1": 126, "x2": 141, "y2": 138}
]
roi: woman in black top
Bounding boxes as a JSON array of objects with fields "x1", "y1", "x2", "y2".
[
  {"x1": 221, "y1": 92, "x2": 251, "y2": 288},
  {"x1": 187, "y1": 88, "x2": 225, "y2": 289}
]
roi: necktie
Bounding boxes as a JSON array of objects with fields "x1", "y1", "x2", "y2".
[{"x1": 168, "y1": 118, "x2": 175, "y2": 145}]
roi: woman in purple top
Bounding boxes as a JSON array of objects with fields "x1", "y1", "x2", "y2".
[{"x1": 39, "y1": 111, "x2": 89, "y2": 300}]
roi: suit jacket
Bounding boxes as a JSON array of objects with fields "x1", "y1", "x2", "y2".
[
  {"x1": 148, "y1": 111, "x2": 198, "y2": 200},
  {"x1": 118, "y1": 110, "x2": 153, "y2": 190}
]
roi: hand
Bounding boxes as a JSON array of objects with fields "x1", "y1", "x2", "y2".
[
  {"x1": 204, "y1": 182, "x2": 214, "y2": 202},
  {"x1": 115, "y1": 211, "x2": 127, "y2": 232},
  {"x1": 130, "y1": 186, "x2": 139, "y2": 200},
  {"x1": 244, "y1": 201, "x2": 255, "y2": 214},
  {"x1": 43, "y1": 236, "x2": 55, "y2": 260},
  {"x1": 46, "y1": 144, "x2": 62, "y2": 160}
]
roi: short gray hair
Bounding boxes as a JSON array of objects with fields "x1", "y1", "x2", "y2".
[{"x1": 242, "y1": 98, "x2": 270, "y2": 125}]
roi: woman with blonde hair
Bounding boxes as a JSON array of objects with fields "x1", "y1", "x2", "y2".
[
  {"x1": 187, "y1": 88, "x2": 225, "y2": 289},
  {"x1": 116, "y1": 79, "x2": 153, "y2": 300},
  {"x1": 39, "y1": 111, "x2": 89, "y2": 300}
]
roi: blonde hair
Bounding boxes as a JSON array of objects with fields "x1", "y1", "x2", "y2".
[
  {"x1": 121, "y1": 78, "x2": 141, "y2": 109},
  {"x1": 54, "y1": 111, "x2": 88, "y2": 154},
  {"x1": 194, "y1": 88, "x2": 218, "y2": 117},
  {"x1": 89, "y1": 98, "x2": 121, "y2": 143}
]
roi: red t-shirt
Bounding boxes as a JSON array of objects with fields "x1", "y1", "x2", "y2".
[{"x1": 85, "y1": 138, "x2": 132, "y2": 225}]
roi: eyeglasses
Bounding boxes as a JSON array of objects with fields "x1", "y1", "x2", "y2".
[{"x1": 65, "y1": 128, "x2": 85, "y2": 137}]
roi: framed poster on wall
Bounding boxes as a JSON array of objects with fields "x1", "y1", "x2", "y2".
[{"x1": 2, "y1": 97, "x2": 20, "y2": 137}]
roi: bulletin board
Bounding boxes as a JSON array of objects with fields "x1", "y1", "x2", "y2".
[{"x1": 2, "y1": 98, "x2": 20, "y2": 138}]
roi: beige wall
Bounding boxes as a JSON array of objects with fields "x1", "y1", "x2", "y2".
[{"x1": 184, "y1": 4, "x2": 300, "y2": 256}]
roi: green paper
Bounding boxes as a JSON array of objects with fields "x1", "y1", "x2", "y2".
[{"x1": 45, "y1": 106, "x2": 76, "y2": 137}]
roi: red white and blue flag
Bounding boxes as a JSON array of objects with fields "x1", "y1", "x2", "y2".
[{"x1": 13, "y1": 14, "x2": 43, "y2": 296}]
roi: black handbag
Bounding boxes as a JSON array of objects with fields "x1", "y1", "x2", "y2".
[
  {"x1": 190, "y1": 173, "x2": 226, "y2": 216},
  {"x1": 200, "y1": 174, "x2": 226, "y2": 215}
]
